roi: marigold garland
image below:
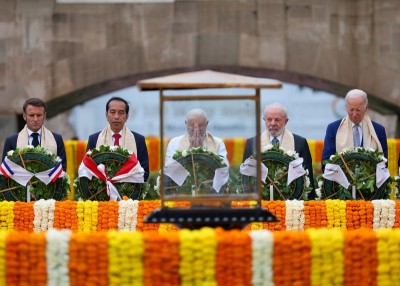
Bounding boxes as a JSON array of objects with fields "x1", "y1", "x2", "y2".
[
  {"x1": 215, "y1": 228, "x2": 251, "y2": 286},
  {"x1": 0, "y1": 231, "x2": 7, "y2": 285},
  {"x1": 343, "y1": 228, "x2": 377, "y2": 286},
  {"x1": 263, "y1": 201, "x2": 286, "y2": 230},
  {"x1": 394, "y1": 200, "x2": 400, "y2": 228},
  {"x1": 142, "y1": 231, "x2": 180, "y2": 286},
  {"x1": 304, "y1": 201, "x2": 328, "y2": 229},
  {"x1": 97, "y1": 201, "x2": 119, "y2": 231},
  {"x1": 6, "y1": 231, "x2": 47, "y2": 285},
  {"x1": 108, "y1": 230, "x2": 144, "y2": 286},
  {"x1": 13, "y1": 202, "x2": 34, "y2": 232},
  {"x1": 376, "y1": 229, "x2": 400, "y2": 286},
  {"x1": 345, "y1": 200, "x2": 374, "y2": 230},
  {"x1": 54, "y1": 201, "x2": 78, "y2": 232},
  {"x1": 76, "y1": 201, "x2": 85, "y2": 232},
  {"x1": 325, "y1": 199, "x2": 347, "y2": 229},
  {"x1": 273, "y1": 231, "x2": 311, "y2": 285},
  {"x1": 136, "y1": 200, "x2": 160, "y2": 231},
  {"x1": 0, "y1": 201, "x2": 14, "y2": 230},
  {"x1": 180, "y1": 228, "x2": 219, "y2": 286},
  {"x1": 85, "y1": 232, "x2": 109, "y2": 286},
  {"x1": 6, "y1": 199, "x2": 400, "y2": 232},
  {"x1": 5, "y1": 227, "x2": 400, "y2": 284},
  {"x1": 307, "y1": 228, "x2": 344, "y2": 286}
]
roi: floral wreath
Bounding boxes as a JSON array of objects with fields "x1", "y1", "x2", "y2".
[
  {"x1": 75, "y1": 145, "x2": 148, "y2": 201},
  {"x1": 158, "y1": 146, "x2": 229, "y2": 197},
  {"x1": 240, "y1": 144, "x2": 312, "y2": 200},
  {"x1": 0, "y1": 146, "x2": 70, "y2": 201},
  {"x1": 316, "y1": 147, "x2": 392, "y2": 200}
]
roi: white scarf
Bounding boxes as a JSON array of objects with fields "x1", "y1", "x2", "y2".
[
  {"x1": 95, "y1": 125, "x2": 138, "y2": 155},
  {"x1": 177, "y1": 132, "x2": 220, "y2": 154},
  {"x1": 335, "y1": 114, "x2": 382, "y2": 153},
  {"x1": 260, "y1": 129, "x2": 295, "y2": 151},
  {"x1": 16, "y1": 125, "x2": 57, "y2": 155}
]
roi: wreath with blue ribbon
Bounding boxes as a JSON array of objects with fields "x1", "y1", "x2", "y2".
[{"x1": 0, "y1": 146, "x2": 69, "y2": 201}]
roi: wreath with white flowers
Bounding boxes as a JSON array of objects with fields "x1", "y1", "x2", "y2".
[
  {"x1": 161, "y1": 147, "x2": 228, "y2": 197},
  {"x1": 316, "y1": 147, "x2": 392, "y2": 200},
  {"x1": 240, "y1": 144, "x2": 312, "y2": 200},
  {"x1": 75, "y1": 145, "x2": 148, "y2": 201},
  {"x1": 0, "y1": 146, "x2": 69, "y2": 201}
]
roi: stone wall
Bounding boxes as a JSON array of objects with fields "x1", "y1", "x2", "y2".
[{"x1": 0, "y1": 0, "x2": 399, "y2": 151}]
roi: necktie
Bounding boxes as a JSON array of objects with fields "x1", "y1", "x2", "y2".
[
  {"x1": 113, "y1": 134, "x2": 121, "y2": 146},
  {"x1": 353, "y1": 124, "x2": 361, "y2": 147},
  {"x1": 272, "y1": 137, "x2": 279, "y2": 145},
  {"x1": 31, "y1": 133, "x2": 40, "y2": 147}
]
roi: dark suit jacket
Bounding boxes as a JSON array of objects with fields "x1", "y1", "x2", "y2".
[
  {"x1": 243, "y1": 133, "x2": 315, "y2": 199},
  {"x1": 321, "y1": 119, "x2": 388, "y2": 167},
  {"x1": 2, "y1": 132, "x2": 67, "y2": 171},
  {"x1": 87, "y1": 131, "x2": 149, "y2": 181}
]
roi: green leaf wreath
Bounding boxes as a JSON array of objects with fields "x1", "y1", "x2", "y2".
[
  {"x1": 316, "y1": 147, "x2": 393, "y2": 200},
  {"x1": 0, "y1": 146, "x2": 70, "y2": 201},
  {"x1": 158, "y1": 146, "x2": 229, "y2": 197},
  {"x1": 75, "y1": 145, "x2": 148, "y2": 201},
  {"x1": 239, "y1": 144, "x2": 313, "y2": 200}
]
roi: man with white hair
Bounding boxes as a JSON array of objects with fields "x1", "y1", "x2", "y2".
[
  {"x1": 322, "y1": 89, "x2": 388, "y2": 166},
  {"x1": 166, "y1": 108, "x2": 227, "y2": 160},
  {"x1": 243, "y1": 103, "x2": 315, "y2": 196}
]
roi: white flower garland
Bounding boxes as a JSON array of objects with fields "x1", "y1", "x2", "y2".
[
  {"x1": 250, "y1": 230, "x2": 274, "y2": 286},
  {"x1": 372, "y1": 199, "x2": 396, "y2": 230},
  {"x1": 285, "y1": 200, "x2": 305, "y2": 231},
  {"x1": 118, "y1": 199, "x2": 139, "y2": 231},
  {"x1": 33, "y1": 199, "x2": 55, "y2": 232},
  {"x1": 46, "y1": 229, "x2": 71, "y2": 286}
]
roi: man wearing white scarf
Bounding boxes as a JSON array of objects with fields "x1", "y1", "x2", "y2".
[
  {"x1": 165, "y1": 108, "x2": 229, "y2": 192},
  {"x1": 242, "y1": 103, "x2": 315, "y2": 198},
  {"x1": 165, "y1": 108, "x2": 228, "y2": 161},
  {"x1": 322, "y1": 89, "x2": 388, "y2": 170},
  {"x1": 86, "y1": 97, "x2": 149, "y2": 181},
  {"x1": 1, "y1": 98, "x2": 66, "y2": 170}
]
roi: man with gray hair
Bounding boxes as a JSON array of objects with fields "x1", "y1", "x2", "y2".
[
  {"x1": 322, "y1": 89, "x2": 388, "y2": 166},
  {"x1": 166, "y1": 108, "x2": 227, "y2": 160},
  {"x1": 242, "y1": 102, "x2": 315, "y2": 197}
]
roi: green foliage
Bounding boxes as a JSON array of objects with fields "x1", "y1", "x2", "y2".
[
  {"x1": 317, "y1": 147, "x2": 392, "y2": 200},
  {"x1": 163, "y1": 147, "x2": 228, "y2": 196},
  {"x1": 0, "y1": 146, "x2": 69, "y2": 201},
  {"x1": 75, "y1": 145, "x2": 148, "y2": 201},
  {"x1": 239, "y1": 144, "x2": 312, "y2": 200}
]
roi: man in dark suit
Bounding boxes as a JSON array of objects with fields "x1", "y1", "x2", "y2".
[
  {"x1": 243, "y1": 103, "x2": 315, "y2": 197},
  {"x1": 2, "y1": 98, "x2": 67, "y2": 170},
  {"x1": 322, "y1": 89, "x2": 388, "y2": 169},
  {"x1": 86, "y1": 97, "x2": 149, "y2": 181}
]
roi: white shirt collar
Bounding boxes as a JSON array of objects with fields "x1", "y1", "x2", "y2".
[{"x1": 27, "y1": 128, "x2": 42, "y2": 137}]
